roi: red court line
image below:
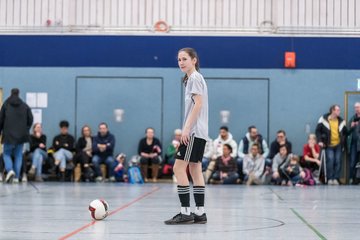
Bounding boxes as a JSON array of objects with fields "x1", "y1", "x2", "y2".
[{"x1": 58, "y1": 186, "x2": 161, "y2": 240}]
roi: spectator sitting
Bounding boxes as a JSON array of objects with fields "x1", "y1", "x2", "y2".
[
  {"x1": 237, "y1": 125, "x2": 269, "y2": 179},
  {"x1": 210, "y1": 144, "x2": 238, "y2": 184},
  {"x1": 202, "y1": 138, "x2": 214, "y2": 172},
  {"x1": 114, "y1": 153, "x2": 127, "y2": 182},
  {"x1": 268, "y1": 130, "x2": 293, "y2": 160},
  {"x1": 52, "y1": 120, "x2": 75, "y2": 181},
  {"x1": 138, "y1": 127, "x2": 162, "y2": 183},
  {"x1": 238, "y1": 126, "x2": 269, "y2": 160},
  {"x1": 243, "y1": 143, "x2": 269, "y2": 185},
  {"x1": 74, "y1": 125, "x2": 94, "y2": 182},
  {"x1": 164, "y1": 129, "x2": 182, "y2": 167},
  {"x1": 272, "y1": 144, "x2": 291, "y2": 185},
  {"x1": 92, "y1": 123, "x2": 116, "y2": 182},
  {"x1": 205, "y1": 126, "x2": 237, "y2": 182},
  {"x1": 0, "y1": 88, "x2": 33, "y2": 183},
  {"x1": 302, "y1": 134, "x2": 321, "y2": 180},
  {"x1": 282, "y1": 155, "x2": 306, "y2": 186},
  {"x1": 316, "y1": 104, "x2": 347, "y2": 185},
  {"x1": 213, "y1": 126, "x2": 238, "y2": 159},
  {"x1": 28, "y1": 123, "x2": 47, "y2": 182},
  {"x1": 347, "y1": 102, "x2": 360, "y2": 184}
]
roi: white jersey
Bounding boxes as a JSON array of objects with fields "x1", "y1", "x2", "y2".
[{"x1": 183, "y1": 71, "x2": 208, "y2": 140}]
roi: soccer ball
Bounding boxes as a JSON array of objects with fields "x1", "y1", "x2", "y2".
[{"x1": 88, "y1": 199, "x2": 109, "y2": 220}]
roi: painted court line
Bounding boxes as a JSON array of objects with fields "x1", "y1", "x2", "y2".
[
  {"x1": 290, "y1": 208, "x2": 327, "y2": 240},
  {"x1": 268, "y1": 187, "x2": 284, "y2": 201},
  {"x1": 58, "y1": 186, "x2": 161, "y2": 240}
]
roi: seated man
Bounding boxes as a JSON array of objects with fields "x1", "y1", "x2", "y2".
[
  {"x1": 138, "y1": 127, "x2": 162, "y2": 183},
  {"x1": 268, "y1": 130, "x2": 293, "y2": 161},
  {"x1": 52, "y1": 120, "x2": 75, "y2": 181},
  {"x1": 237, "y1": 125, "x2": 269, "y2": 178},
  {"x1": 92, "y1": 123, "x2": 116, "y2": 182},
  {"x1": 205, "y1": 126, "x2": 237, "y2": 182},
  {"x1": 243, "y1": 143, "x2": 269, "y2": 185},
  {"x1": 272, "y1": 144, "x2": 291, "y2": 185},
  {"x1": 213, "y1": 126, "x2": 238, "y2": 159},
  {"x1": 210, "y1": 144, "x2": 238, "y2": 184}
]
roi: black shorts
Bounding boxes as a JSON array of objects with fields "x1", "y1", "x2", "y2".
[{"x1": 175, "y1": 136, "x2": 206, "y2": 163}]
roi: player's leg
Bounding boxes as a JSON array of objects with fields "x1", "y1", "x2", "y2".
[
  {"x1": 189, "y1": 162, "x2": 207, "y2": 223},
  {"x1": 164, "y1": 144, "x2": 194, "y2": 225}
]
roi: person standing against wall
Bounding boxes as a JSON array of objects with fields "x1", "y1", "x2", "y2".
[
  {"x1": 347, "y1": 102, "x2": 360, "y2": 184},
  {"x1": 165, "y1": 48, "x2": 208, "y2": 225},
  {"x1": 316, "y1": 105, "x2": 347, "y2": 185},
  {"x1": 0, "y1": 88, "x2": 33, "y2": 183}
]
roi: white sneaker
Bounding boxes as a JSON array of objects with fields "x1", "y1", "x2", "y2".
[
  {"x1": 0, "y1": 174, "x2": 3, "y2": 182},
  {"x1": 13, "y1": 178, "x2": 19, "y2": 184},
  {"x1": 109, "y1": 176, "x2": 116, "y2": 182},
  {"x1": 5, "y1": 170, "x2": 15, "y2": 183},
  {"x1": 328, "y1": 179, "x2": 334, "y2": 185},
  {"x1": 333, "y1": 179, "x2": 339, "y2": 185},
  {"x1": 95, "y1": 176, "x2": 103, "y2": 182},
  {"x1": 22, "y1": 174, "x2": 28, "y2": 183}
]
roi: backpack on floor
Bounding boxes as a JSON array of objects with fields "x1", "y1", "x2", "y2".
[
  {"x1": 128, "y1": 166, "x2": 144, "y2": 184},
  {"x1": 302, "y1": 168, "x2": 316, "y2": 186}
]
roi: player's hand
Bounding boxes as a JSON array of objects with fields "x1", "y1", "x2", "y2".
[{"x1": 181, "y1": 128, "x2": 190, "y2": 146}]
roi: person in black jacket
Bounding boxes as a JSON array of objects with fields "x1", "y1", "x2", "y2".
[
  {"x1": 0, "y1": 88, "x2": 33, "y2": 183},
  {"x1": 316, "y1": 105, "x2": 348, "y2": 185},
  {"x1": 52, "y1": 120, "x2": 75, "y2": 180},
  {"x1": 138, "y1": 127, "x2": 162, "y2": 183},
  {"x1": 74, "y1": 125, "x2": 93, "y2": 181},
  {"x1": 92, "y1": 123, "x2": 116, "y2": 182},
  {"x1": 28, "y1": 123, "x2": 47, "y2": 182},
  {"x1": 268, "y1": 130, "x2": 293, "y2": 160}
]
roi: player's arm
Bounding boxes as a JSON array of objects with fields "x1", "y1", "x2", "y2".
[{"x1": 181, "y1": 94, "x2": 202, "y2": 145}]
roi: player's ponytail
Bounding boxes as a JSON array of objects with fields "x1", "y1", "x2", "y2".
[{"x1": 178, "y1": 48, "x2": 200, "y2": 84}]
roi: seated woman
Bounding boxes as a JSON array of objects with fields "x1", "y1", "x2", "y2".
[
  {"x1": 282, "y1": 155, "x2": 306, "y2": 186},
  {"x1": 138, "y1": 127, "x2": 162, "y2": 183},
  {"x1": 211, "y1": 144, "x2": 239, "y2": 184},
  {"x1": 74, "y1": 125, "x2": 94, "y2": 182},
  {"x1": 28, "y1": 123, "x2": 47, "y2": 182},
  {"x1": 272, "y1": 144, "x2": 291, "y2": 185},
  {"x1": 302, "y1": 134, "x2": 321, "y2": 174}
]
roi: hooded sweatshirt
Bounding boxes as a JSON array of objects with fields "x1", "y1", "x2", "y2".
[
  {"x1": 213, "y1": 132, "x2": 238, "y2": 158},
  {"x1": 0, "y1": 95, "x2": 33, "y2": 144}
]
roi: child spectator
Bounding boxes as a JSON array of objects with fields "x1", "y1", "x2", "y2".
[{"x1": 282, "y1": 155, "x2": 306, "y2": 186}]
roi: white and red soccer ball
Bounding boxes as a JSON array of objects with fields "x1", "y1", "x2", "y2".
[{"x1": 88, "y1": 199, "x2": 109, "y2": 220}]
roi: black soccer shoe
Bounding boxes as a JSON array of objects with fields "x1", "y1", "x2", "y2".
[
  {"x1": 164, "y1": 213, "x2": 194, "y2": 225},
  {"x1": 192, "y1": 213, "x2": 207, "y2": 224}
]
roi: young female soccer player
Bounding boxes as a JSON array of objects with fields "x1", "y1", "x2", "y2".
[{"x1": 164, "y1": 48, "x2": 208, "y2": 225}]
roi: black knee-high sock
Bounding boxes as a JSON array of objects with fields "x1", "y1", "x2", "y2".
[
  {"x1": 177, "y1": 185, "x2": 190, "y2": 207},
  {"x1": 193, "y1": 186, "x2": 205, "y2": 207}
]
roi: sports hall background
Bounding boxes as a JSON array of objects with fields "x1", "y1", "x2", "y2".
[{"x1": 0, "y1": 0, "x2": 359, "y2": 167}]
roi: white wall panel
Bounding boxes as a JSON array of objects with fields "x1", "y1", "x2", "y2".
[{"x1": 0, "y1": 0, "x2": 359, "y2": 35}]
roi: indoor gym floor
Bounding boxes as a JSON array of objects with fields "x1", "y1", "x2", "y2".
[{"x1": 0, "y1": 182, "x2": 358, "y2": 240}]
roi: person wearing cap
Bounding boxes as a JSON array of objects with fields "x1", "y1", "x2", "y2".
[{"x1": 0, "y1": 88, "x2": 33, "y2": 183}]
